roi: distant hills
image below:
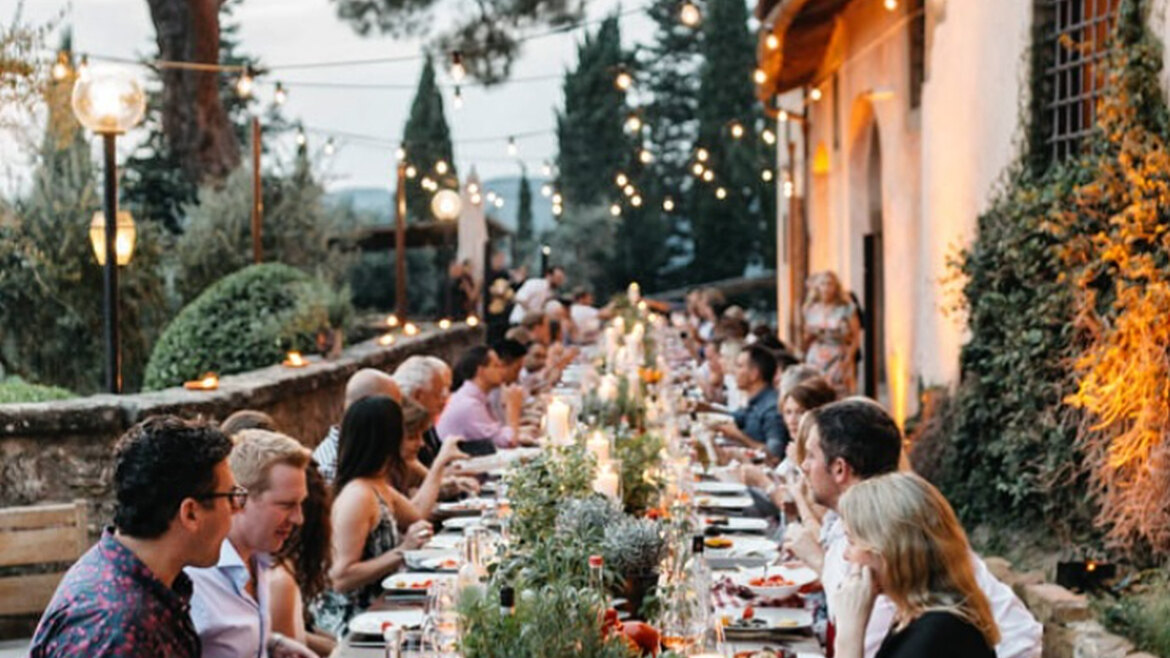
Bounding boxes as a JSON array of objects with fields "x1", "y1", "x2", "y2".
[{"x1": 325, "y1": 175, "x2": 557, "y2": 234}]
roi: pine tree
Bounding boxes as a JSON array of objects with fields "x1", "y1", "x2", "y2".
[
  {"x1": 403, "y1": 55, "x2": 457, "y2": 223},
  {"x1": 556, "y1": 15, "x2": 631, "y2": 210},
  {"x1": 689, "y1": 0, "x2": 769, "y2": 282},
  {"x1": 515, "y1": 168, "x2": 535, "y2": 268}
]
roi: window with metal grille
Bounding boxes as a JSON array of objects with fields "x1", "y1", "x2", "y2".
[
  {"x1": 1035, "y1": 0, "x2": 1120, "y2": 166},
  {"x1": 908, "y1": 0, "x2": 926, "y2": 109}
]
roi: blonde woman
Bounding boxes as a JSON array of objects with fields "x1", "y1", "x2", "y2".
[
  {"x1": 802, "y1": 271, "x2": 861, "y2": 394},
  {"x1": 834, "y1": 472, "x2": 998, "y2": 658}
]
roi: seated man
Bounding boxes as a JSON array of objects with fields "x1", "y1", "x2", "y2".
[
  {"x1": 187, "y1": 430, "x2": 311, "y2": 658},
  {"x1": 436, "y1": 345, "x2": 527, "y2": 448},
  {"x1": 489, "y1": 339, "x2": 530, "y2": 420},
  {"x1": 313, "y1": 368, "x2": 402, "y2": 482},
  {"x1": 31, "y1": 417, "x2": 237, "y2": 658},
  {"x1": 708, "y1": 344, "x2": 787, "y2": 459}
]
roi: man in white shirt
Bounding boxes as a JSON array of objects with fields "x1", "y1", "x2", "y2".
[
  {"x1": 509, "y1": 266, "x2": 565, "y2": 324},
  {"x1": 785, "y1": 399, "x2": 1042, "y2": 658},
  {"x1": 187, "y1": 430, "x2": 312, "y2": 658},
  {"x1": 569, "y1": 287, "x2": 603, "y2": 343}
]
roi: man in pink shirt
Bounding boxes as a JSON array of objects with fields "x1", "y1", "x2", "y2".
[{"x1": 436, "y1": 345, "x2": 526, "y2": 448}]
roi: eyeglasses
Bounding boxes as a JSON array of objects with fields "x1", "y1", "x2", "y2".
[{"x1": 195, "y1": 485, "x2": 249, "y2": 511}]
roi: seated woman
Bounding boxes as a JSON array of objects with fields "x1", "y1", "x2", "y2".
[
  {"x1": 269, "y1": 460, "x2": 336, "y2": 656},
  {"x1": 834, "y1": 472, "x2": 998, "y2": 658},
  {"x1": 391, "y1": 398, "x2": 476, "y2": 503},
  {"x1": 312, "y1": 396, "x2": 464, "y2": 635}
]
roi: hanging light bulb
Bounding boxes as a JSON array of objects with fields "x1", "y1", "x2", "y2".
[
  {"x1": 493, "y1": 197, "x2": 505, "y2": 208},
  {"x1": 696, "y1": 147, "x2": 709, "y2": 162},
  {"x1": 639, "y1": 149, "x2": 653, "y2": 164},
  {"x1": 810, "y1": 87, "x2": 823, "y2": 101},
  {"x1": 552, "y1": 192, "x2": 563, "y2": 205},
  {"x1": 273, "y1": 81, "x2": 287, "y2": 105},
  {"x1": 761, "y1": 169, "x2": 774, "y2": 182},
  {"x1": 453, "y1": 85, "x2": 464, "y2": 110},
  {"x1": 625, "y1": 114, "x2": 642, "y2": 133},
  {"x1": 766, "y1": 33, "x2": 780, "y2": 51},
  {"x1": 692, "y1": 163, "x2": 705, "y2": 176},
  {"x1": 435, "y1": 160, "x2": 449, "y2": 175},
  {"x1": 396, "y1": 143, "x2": 406, "y2": 161},
  {"x1": 762, "y1": 128, "x2": 776, "y2": 145},
  {"x1": 730, "y1": 122, "x2": 745, "y2": 139},
  {"x1": 295, "y1": 129, "x2": 307, "y2": 146},
  {"x1": 715, "y1": 187, "x2": 727, "y2": 200},
  {"x1": 236, "y1": 66, "x2": 255, "y2": 98},
  {"x1": 467, "y1": 182, "x2": 480, "y2": 194},
  {"x1": 52, "y1": 52, "x2": 70, "y2": 81},
  {"x1": 450, "y1": 51, "x2": 466, "y2": 82},
  {"x1": 609, "y1": 203, "x2": 622, "y2": 217},
  {"x1": 486, "y1": 191, "x2": 497, "y2": 202},
  {"x1": 679, "y1": 0, "x2": 702, "y2": 27},
  {"x1": 541, "y1": 184, "x2": 553, "y2": 197},
  {"x1": 753, "y1": 69, "x2": 767, "y2": 85},
  {"x1": 783, "y1": 175, "x2": 795, "y2": 198},
  {"x1": 405, "y1": 165, "x2": 418, "y2": 178},
  {"x1": 76, "y1": 54, "x2": 91, "y2": 81},
  {"x1": 507, "y1": 136, "x2": 518, "y2": 157},
  {"x1": 623, "y1": 184, "x2": 636, "y2": 197},
  {"x1": 542, "y1": 161, "x2": 553, "y2": 177},
  {"x1": 616, "y1": 172, "x2": 629, "y2": 187},
  {"x1": 471, "y1": 192, "x2": 482, "y2": 205},
  {"x1": 884, "y1": 0, "x2": 897, "y2": 10},
  {"x1": 615, "y1": 71, "x2": 633, "y2": 91},
  {"x1": 663, "y1": 197, "x2": 675, "y2": 212},
  {"x1": 631, "y1": 194, "x2": 643, "y2": 207},
  {"x1": 323, "y1": 137, "x2": 335, "y2": 155},
  {"x1": 552, "y1": 203, "x2": 563, "y2": 217},
  {"x1": 702, "y1": 170, "x2": 714, "y2": 182}
]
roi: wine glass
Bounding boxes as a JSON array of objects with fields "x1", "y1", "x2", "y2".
[{"x1": 425, "y1": 579, "x2": 460, "y2": 655}]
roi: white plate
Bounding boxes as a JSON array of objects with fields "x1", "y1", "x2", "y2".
[
  {"x1": 440, "y1": 516, "x2": 483, "y2": 532},
  {"x1": 695, "y1": 481, "x2": 748, "y2": 495},
  {"x1": 423, "y1": 533, "x2": 464, "y2": 550},
  {"x1": 381, "y1": 572, "x2": 455, "y2": 595},
  {"x1": 695, "y1": 495, "x2": 754, "y2": 509},
  {"x1": 707, "y1": 552, "x2": 778, "y2": 570},
  {"x1": 437, "y1": 497, "x2": 496, "y2": 515},
  {"x1": 718, "y1": 607, "x2": 814, "y2": 637},
  {"x1": 731, "y1": 564, "x2": 819, "y2": 599},
  {"x1": 404, "y1": 549, "x2": 460, "y2": 571},
  {"x1": 703, "y1": 536, "x2": 778, "y2": 557},
  {"x1": 348, "y1": 609, "x2": 425, "y2": 636},
  {"x1": 701, "y1": 516, "x2": 769, "y2": 533}
]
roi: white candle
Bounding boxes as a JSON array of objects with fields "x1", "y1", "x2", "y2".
[
  {"x1": 586, "y1": 431, "x2": 610, "y2": 463},
  {"x1": 547, "y1": 398, "x2": 572, "y2": 444},
  {"x1": 593, "y1": 463, "x2": 620, "y2": 499},
  {"x1": 598, "y1": 374, "x2": 619, "y2": 402}
]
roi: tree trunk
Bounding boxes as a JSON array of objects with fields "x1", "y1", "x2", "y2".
[{"x1": 145, "y1": 0, "x2": 239, "y2": 185}]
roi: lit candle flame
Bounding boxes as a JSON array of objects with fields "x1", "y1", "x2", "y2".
[
  {"x1": 466, "y1": 315, "x2": 480, "y2": 327},
  {"x1": 184, "y1": 373, "x2": 219, "y2": 390},
  {"x1": 438, "y1": 319, "x2": 452, "y2": 330},
  {"x1": 386, "y1": 314, "x2": 399, "y2": 327},
  {"x1": 377, "y1": 333, "x2": 396, "y2": 346},
  {"x1": 404, "y1": 322, "x2": 419, "y2": 336},
  {"x1": 283, "y1": 351, "x2": 307, "y2": 367}
]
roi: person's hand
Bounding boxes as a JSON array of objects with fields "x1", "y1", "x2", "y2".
[
  {"x1": 269, "y1": 634, "x2": 317, "y2": 658},
  {"x1": 454, "y1": 476, "x2": 481, "y2": 495},
  {"x1": 435, "y1": 436, "x2": 469, "y2": 468},
  {"x1": 401, "y1": 520, "x2": 433, "y2": 550},
  {"x1": 782, "y1": 521, "x2": 823, "y2": 572},
  {"x1": 832, "y1": 563, "x2": 878, "y2": 658},
  {"x1": 740, "y1": 464, "x2": 772, "y2": 489}
]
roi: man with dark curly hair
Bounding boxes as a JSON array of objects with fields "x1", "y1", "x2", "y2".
[{"x1": 30, "y1": 416, "x2": 239, "y2": 658}]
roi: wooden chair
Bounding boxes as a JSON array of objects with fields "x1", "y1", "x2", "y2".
[{"x1": 0, "y1": 500, "x2": 89, "y2": 617}]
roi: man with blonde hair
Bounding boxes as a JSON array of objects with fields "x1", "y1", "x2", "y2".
[
  {"x1": 187, "y1": 430, "x2": 312, "y2": 658},
  {"x1": 314, "y1": 368, "x2": 402, "y2": 481}
]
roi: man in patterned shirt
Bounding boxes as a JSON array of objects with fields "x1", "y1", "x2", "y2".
[{"x1": 30, "y1": 416, "x2": 239, "y2": 657}]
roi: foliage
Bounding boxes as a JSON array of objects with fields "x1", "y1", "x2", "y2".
[
  {"x1": 1055, "y1": 0, "x2": 1170, "y2": 555},
  {"x1": 143, "y1": 263, "x2": 350, "y2": 390},
  {"x1": 1095, "y1": 570, "x2": 1170, "y2": 657},
  {"x1": 0, "y1": 1, "x2": 61, "y2": 133},
  {"x1": 502, "y1": 445, "x2": 595, "y2": 547},
  {"x1": 689, "y1": 0, "x2": 772, "y2": 281},
  {"x1": 0, "y1": 77, "x2": 168, "y2": 394},
  {"x1": 543, "y1": 204, "x2": 617, "y2": 297},
  {"x1": 173, "y1": 161, "x2": 356, "y2": 305},
  {"x1": 457, "y1": 583, "x2": 637, "y2": 658},
  {"x1": 601, "y1": 517, "x2": 666, "y2": 576},
  {"x1": 556, "y1": 496, "x2": 625, "y2": 544},
  {"x1": 615, "y1": 430, "x2": 666, "y2": 514},
  {"x1": 515, "y1": 169, "x2": 535, "y2": 269},
  {"x1": 0, "y1": 377, "x2": 73, "y2": 404},
  {"x1": 403, "y1": 55, "x2": 457, "y2": 224}
]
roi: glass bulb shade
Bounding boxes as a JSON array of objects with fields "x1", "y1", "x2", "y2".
[
  {"x1": 90, "y1": 210, "x2": 136, "y2": 266},
  {"x1": 541, "y1": 184, "x2": 553, "y2": 197},
  {"x1": 716, "y1": 187, "x2": 727, "y2": 199},
  {"x1": 431, "y1": 189, "x2": 462, "y2": 221},
  {"x1": 631, "y1": 195, "x2": 643, "y2": 207},
  {"x1": 610, "y1": 204, "x2": 622, "y2": 216},
  {"x1": 680, "y1": 2, "x2": 701, "y2": 26},
  {"x1": 663, "y1": 198, "x2": 675, "y2": 211},
  {"x1": 71, "y1": 69, "x2": 146, "y2": 134}
]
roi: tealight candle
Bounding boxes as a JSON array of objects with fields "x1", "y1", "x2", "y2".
[
  {"x1": 282, "y1": 351, "x2": 307, "y2": 368},
  {"x1": 404, "y1": 322, "x2": 419, "y2": 336},
  {"x1": 586, "y1": 431, "x2": 610, "y2": 463},
  {"x1": 466, "y1": 315, "x2": 479, "y2": 327},
  {"x1": 438, "y1": 318, "x2": 452, "y2": 330},
  {"x1": 184, "y1": 373, "x2": 219, "y2": 391},
  {"x1": 386, "y1": 314, "x2": 399, "y2": 327},
  {"x1": 377, "y1": 333, "x2": 395, "y2": 346},
  {"x1": 547, "y1": 398, "x2": 572, "y2": 444}
]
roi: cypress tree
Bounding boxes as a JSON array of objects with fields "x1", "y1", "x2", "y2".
[
  {"x1": 402, "y1": 55, "x2": 457, "y2": 223},
  {"x1": 515, "y1": 168, "x2": 535, "y2": 268}
]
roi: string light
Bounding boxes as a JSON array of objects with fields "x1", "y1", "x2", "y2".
[
  {"x1": 715, "y1": 187, "x2": 727, "y2": 200},
  {"x1": 421, "y1": 176, "x2": 435, "y2": 189},
  {"x1": 616, "y1": 173, "x2": 629, "y2": 187},
  {"x1": 730, "y1": 122, "x2": 745, "y2": 139},
  {"x1": 696, "y1": 148, "x2": 709, "y2": 162},
  {"x1": 236, "y1": 67, "x2": 255, "y2": 98},
  {"x1": 52, "y1": 52, "x2": 69, "y2": 81},
  {"x1": 766, "y1": 33, "x2": 780, "y2": 50},
  {"x1": 76, "y1": 55, "x2": 89, "y2": 81},
  {"x1": 631, "y1": 194, "x2": 643, "y2": 207},
  {"x1": 324, "y1": 138, "x2": 336, "y2": 155},
  {"x1": 493, "y1": 197, "x2": 505, "y2": 208},
  {"x1": 296, "y1": 129, "x2": 307, "y2": 146},
  {"x1": 468, "y1": 182, "x2": 480, "y2": 194},
  {"x1": 552, "y1": 192, "x2": 563, "y2": 205},
  {"x1": 783, "y1": 176, "x2": 795, "y2": 197},
  {"x1": 435, "y1": 160, "x2": 449, "y2": 175},
  {"x1": 680, "y1": 0, "x2": 702, "y2": 27},
  {"x1": 507, "y1": 136, "x2": 518, "y2": 157},
  {"x1": 753, "y1": 68, "x2": 767, "y2": 85},
  {"x1": 625, "y1": 114, "x2": 643, "y2": 133},
  {"x1": 453, "y1": 86, "x2": 463, "y2": 110},
  {"x1": 639, "y1": 149, "x2": 653, "y2": 164},
  {"x1": 541, "y1": 183, "x2": 553, "y2": 197},
  {"x1": 884, "y1": 0, "x2": 897, "y2": 9},
  {"x1": 762, "y1": 128, "x2": 776, "y2": 145},
  {"x1": 609, "y1": 203, "x2": 622, "y2": 217},
  {"x1": 702, "y1": 170, "x2": 714, "y2": 182},
  {"x1": 615, "y1": 71, "x2": 633, "y2": 91},
  {"x1": 623, "y1": 184, "x2": 636, "y2": 197},
  {"x1": 396, "y1": 144, "x2": 406, "y2": 161},
  {"x1": 273, "y1": 81, "x2": 287, "y2": 105},
  {"x1": 692, "y1": 163, "x2": 705, "y2": 176},
  {"x1": 663, "y1": 197, "x2": 675, "y2": 212},
  {"x1": 761, "y1": 169, "x2": 774, "y2": 182},
  {"x1": 542, "y1": 161, "x2": 553, "y2": 177},
  {"x1": 471, "y1": 192, "x2": 483, "y2": 204},
  {"x1": 810, "y1": 87, "x2": 823, "y2": 101},
  {"x1": 779, "y1": 110, "x2": 789, "y2": 123},
  {"x1": 486, "y1": 191, "x2": 498, "y2": 202},
  {"x1": 552, "y1": 203, "x2": 563, "y2": 216},
  {"x1": 450, "y1": 51, "x2": 466, "y2": 82},
  {"x1": 405, "y1": 165, "x2": 418, "y2": 178}
]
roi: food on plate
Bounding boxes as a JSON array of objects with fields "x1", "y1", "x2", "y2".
[
  {"x1": 748, "y1": 574, "x2": 795, "y2": 587},
  {"x1": 703, "y1": 516, "x2": 729, "y2": 526},
  {"x1": 390, "y1": 578, "x2": 433, "y2": 590},
  {"x1": 704, "y1": 537, "x2": 733, "y2": 549},
  {"x1": 741, "y1": 605, "x2": 754, "y2": 620},
  {"x1": 734, "y1": 651, "x2": 789, "y2": 658}
]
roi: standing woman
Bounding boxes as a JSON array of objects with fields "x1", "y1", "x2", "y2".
[
  {"x1": 834, "y1": 472, "x2": 998, "y2": 658},
  {"x1": 802, "y1": 272, "x2": 861, "y2": 394}
]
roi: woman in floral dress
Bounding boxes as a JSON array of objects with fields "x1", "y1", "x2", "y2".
[{"x1": 802, "y1": 272, "x2": 861, "y2": 394}]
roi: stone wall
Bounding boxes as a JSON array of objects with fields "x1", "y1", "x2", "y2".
[{"x1": 0, "y1": 326, "x2": 483, "y2": 536}]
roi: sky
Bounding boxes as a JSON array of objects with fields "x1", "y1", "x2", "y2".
[{"x1": 1, "y1": 0, "x2": 661, "y2": 195}]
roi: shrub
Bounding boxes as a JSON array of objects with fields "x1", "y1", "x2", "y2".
[
  {"x1": 0, "y1": 377, "x2": 73, "y2": 404},
  {"x1": 143, "y1": 263, "x2": 351, "y2": 390}
]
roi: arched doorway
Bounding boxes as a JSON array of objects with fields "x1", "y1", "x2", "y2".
[{"x1": 862, "y1": 124, "x2": 885, "y2": 398}]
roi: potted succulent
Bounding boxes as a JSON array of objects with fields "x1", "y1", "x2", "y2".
[{"x1": 602, "y1": 517, "x2": 666, "y2": 619}]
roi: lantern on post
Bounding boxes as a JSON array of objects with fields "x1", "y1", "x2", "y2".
[{"x1": 89, "y1": 211, "x2": 136, "y2": 266}]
